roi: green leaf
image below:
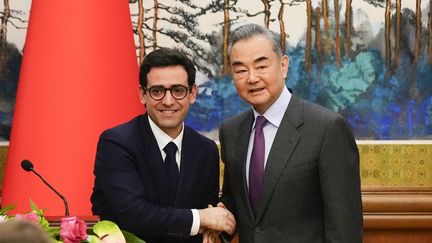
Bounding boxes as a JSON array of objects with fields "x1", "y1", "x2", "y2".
[
  {"x1": 92, "y1": 220, "x2": 126, "y2": 242},
  {"x1": 122, "y1": 230, "x2": 147, "y2": 243},
  {"x1": 46, "y1": 226, "x2": 60, "y2": 239},
  {"x1": 86, "y1": 235, "x2": 101, "y2": 243},
  {"x1": 29, "y1": 199, "x2": 44, "y2": 216},
  {"x1": 0, "y1": 204, "x2": 15, "y2": 215}
]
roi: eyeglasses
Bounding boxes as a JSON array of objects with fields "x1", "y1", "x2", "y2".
[{"x1": 143, "y1": 85, "x2": 193, "y2": 100}]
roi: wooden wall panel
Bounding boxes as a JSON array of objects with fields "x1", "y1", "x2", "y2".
[
  {"x1": 363, "y1": 186, "x2": 432, "y2": 242},
  {"x1": 364, "y1": 229, "x2": 432, "y2": 243}
]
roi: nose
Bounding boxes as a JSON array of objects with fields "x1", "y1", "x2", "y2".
[
  {"x1": 248, "y1": 70, "x2": 259, "y2": 83},
  {"x1": 161, "y1": 90, "x2": 175, "y2": 105}
]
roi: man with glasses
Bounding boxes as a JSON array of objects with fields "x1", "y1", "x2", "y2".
[{"x1": 91, "y1": 48, "x2": 235, "y2": 243}]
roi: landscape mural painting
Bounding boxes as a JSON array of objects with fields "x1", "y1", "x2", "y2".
[{"x1": 1, "y1": 0, "x2": 431, "y2": 141}]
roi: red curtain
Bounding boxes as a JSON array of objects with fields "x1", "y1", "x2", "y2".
[{"x1": 2, "y1": 0, "x2": 142, "y2": 216}]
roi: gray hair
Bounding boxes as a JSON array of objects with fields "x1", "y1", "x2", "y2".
[{"x1": 227, "y1": 24, "x2": 283, "y2": 58}]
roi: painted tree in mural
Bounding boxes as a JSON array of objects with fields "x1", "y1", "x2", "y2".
[
  {"x1": 304, "y1": 0, "x2": 312, "y2": 71},
  {"x1": 278, "y1": 0, "x2": 288, "y2": 53},
  {"x1": 130, "y1": 0, "x2": 242, "y2": 78},
  {"x1": 364, "y1": 0, "x2": 428, "y2": 68},
  {"x1": 0, "y1": 0, "x2": 25, "y2": 140},
  {"x1": 385, "y1": 0, "x2": 392, "y2": 69},
  {"x1": 322, "y1": 0, "x2": 331, "y2": 56},
  {"x1": 205, "y1": 0, "x2": 241, "y2": 76},
  {"x1": 304, "y1": 0, "x2": 342, "y2": 67},
  {"x1": 197, "y1": 0, "x2": 241, "y2": 77},
  {"x1": 0, "y1": 0, "x2": 25, "y2": 59},
  {"x1": 333, "y1": 0, "x2": 342, "y2": 67},
  {"x1": 162, "y1": 3, "x2": 215, "y2": 77},
  {"x1": 362, "y1": 0, "x2": 395, "y2": 70},
  {"x1": 222, "y1": 0, "x2": 231, "y2": 75},
  {"x1": 0, "y1": 0, "x2": 10, "y2": 71},
  {"x1": 133, "y1": 0, "x2": 146, "y2": 63},
  {"x1": 394, "y1": 0, "x2": 401, "y2": 68},
  {"x1": 0, "y1": 0, "x2": 9, "y2": 42},
  {"x1": 288, "y1": 0, "x2": 324, "y2": 72},
  {"x1": 345, "y1": 0, "x2": 353, "y2": 59},
  {"x1": 413, "y1": 0, "x2": 422, "y2": 64},
  {"x1": 314, "y1": 6, "x2": 322, "y2": 66},
  {"x1": 260, "y1": 0, "x2": 272, "y2": 28},
  {"x1": 239, "y1": 0, "x2": 275, "y2": 28},
  {"x1": 241, "y1": 0, "x2": 290, "y2": 54}
]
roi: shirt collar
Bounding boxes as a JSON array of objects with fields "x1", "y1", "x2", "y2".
[
  {"x1": 252, "y1": 86, "x2": 291, "y2": 129},
  {"x1": 148, "y1": 116, "x2": 184, "y2": 154}
]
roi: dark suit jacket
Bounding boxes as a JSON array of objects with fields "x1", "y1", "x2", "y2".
[
  {"x1": 220, "y1": 93, "x2": 363, "y2": 243},
  {"x1": 91, "y1": 114, "x2": 220, "y2": 243}
]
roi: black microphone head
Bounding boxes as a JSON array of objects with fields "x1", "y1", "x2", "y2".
[{"x1": 21, "y1": 160, "x2": 34, "y2": 172}]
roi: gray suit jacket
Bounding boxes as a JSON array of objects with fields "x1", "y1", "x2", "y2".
[{"x1": 219, "y1": 93, "x2": 363, "y2": 243}]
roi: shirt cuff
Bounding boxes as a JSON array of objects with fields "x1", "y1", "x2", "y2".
[{"x1": 190, "y1": 209, "x2": 200, "y2": 236}]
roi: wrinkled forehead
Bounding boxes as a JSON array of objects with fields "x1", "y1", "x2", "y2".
[{"x1": 230, "y1": 36, "x2": 277, "y2": 65}]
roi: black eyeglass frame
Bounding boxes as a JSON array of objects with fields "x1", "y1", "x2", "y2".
[{"x1": 142, "y1": 85, "x2": 193, "y2": 101}]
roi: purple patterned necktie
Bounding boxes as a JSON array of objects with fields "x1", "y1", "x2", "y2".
[{"x1": 249, "y1": 116, "x2": 267, "y2": 211}]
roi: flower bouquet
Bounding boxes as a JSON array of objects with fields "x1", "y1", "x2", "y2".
[{"x1": 0, "y1": 200, "x2": 145, "y2": 243}]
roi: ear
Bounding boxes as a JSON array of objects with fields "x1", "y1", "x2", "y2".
[
  {"x1": 281, "y1": 55, "x2": 289, "y2": 79},
  {"x1": 189, "y1": 84, "x2": 197, "y2": 104},
  {"x1": 138, "y1": 85, "x2": 146, "y2": 105}
]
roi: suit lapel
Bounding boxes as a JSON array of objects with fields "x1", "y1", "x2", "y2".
[
  {"x1": 139, "y1": 115, "x2": 171, "y2": 206},
  {"x1": 176, "y1": 126, "x2": 198, "y2": 205},
  {"x1": 255, "y1": 95, "x2": 304, "y2": 223}
]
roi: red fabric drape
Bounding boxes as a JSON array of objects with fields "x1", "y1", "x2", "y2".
[{"x1": 2, "y1": 0, "x2": 142, "y2": 216}]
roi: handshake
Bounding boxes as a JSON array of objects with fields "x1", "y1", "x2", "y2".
[{"x1": 198, "y1": 202, "x2": 236, "y2": 243}]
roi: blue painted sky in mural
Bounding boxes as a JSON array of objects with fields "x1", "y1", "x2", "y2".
[{"x1": 186, "y1": 46, "x2": 432, "y2": 140}]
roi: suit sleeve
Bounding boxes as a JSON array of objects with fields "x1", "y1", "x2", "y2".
[
  {"x1": 318, "y1": 116, "x2": 363, "y2": 242},
  {"x1": 218, "y1": 123, "x2": 238, "y2": 242},
  {"x1": 219, "y1": 123, "x2": 235, "y2": 213},
  {"x1": 207, "y1": 140, "x2": 221, "y2": 207},
  {"x1": 93, "y1": 129, "x2": 193, "y2": 240}
]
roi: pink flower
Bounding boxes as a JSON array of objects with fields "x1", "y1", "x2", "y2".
[
  {"x1": 60, "y1": 216, "x2": 88, "y2": 243},
  {"x1": 14, "y1": 212, "x2": 39, "y2": 223}
]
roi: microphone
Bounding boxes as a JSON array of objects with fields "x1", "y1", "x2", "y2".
[{"x1": 21, "y1": 159, "x2": 70, "y2": 216}]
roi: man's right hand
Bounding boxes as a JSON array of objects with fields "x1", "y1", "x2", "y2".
[{"x1": 198, "y1": 206, "x2": 236, "y2": 235}]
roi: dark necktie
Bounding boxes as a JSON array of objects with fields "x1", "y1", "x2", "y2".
[
  {"x1": 164, "y1": 142, "x2": 179, "y2": 205},
  {"x1": 249, "y1": 116, "x2": 267, "y2": 211}
]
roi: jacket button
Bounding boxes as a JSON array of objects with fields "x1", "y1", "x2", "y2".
[{"x1": 254, "y1": 227, "x2": 261, "y2": 233}]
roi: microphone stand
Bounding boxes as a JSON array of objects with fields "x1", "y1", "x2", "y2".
[{"x1": 30, "y1": 169, "x2": 70, "y2": 216}]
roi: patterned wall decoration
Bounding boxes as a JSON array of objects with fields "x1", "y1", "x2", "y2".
[{"x1": 358, "y1": 142, "x2": 432, "y2": 187}]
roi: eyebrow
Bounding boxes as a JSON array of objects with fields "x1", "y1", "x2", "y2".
[{"x1": 231, "y1": 56, "x2": 270, "y2": 67}]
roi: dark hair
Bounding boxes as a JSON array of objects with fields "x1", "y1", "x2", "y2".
[
  {"x1": 139, "y1": 48, "x2": 196, "y2": 87},
  {"x1": 0, "y1": 220, "x2": 52, "y2": 243},
  {"x1": 227, "y1": 24, "x2": 283, "y2": 59}
]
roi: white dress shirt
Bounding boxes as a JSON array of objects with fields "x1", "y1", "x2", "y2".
[{"x1": 246, "y1": 86, "x2": 292, "y2": 189}]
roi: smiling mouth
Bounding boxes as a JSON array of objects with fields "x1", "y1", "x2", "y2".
[{"x1": 160, "y1": 110, "x2": 177, "y2": 113}]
